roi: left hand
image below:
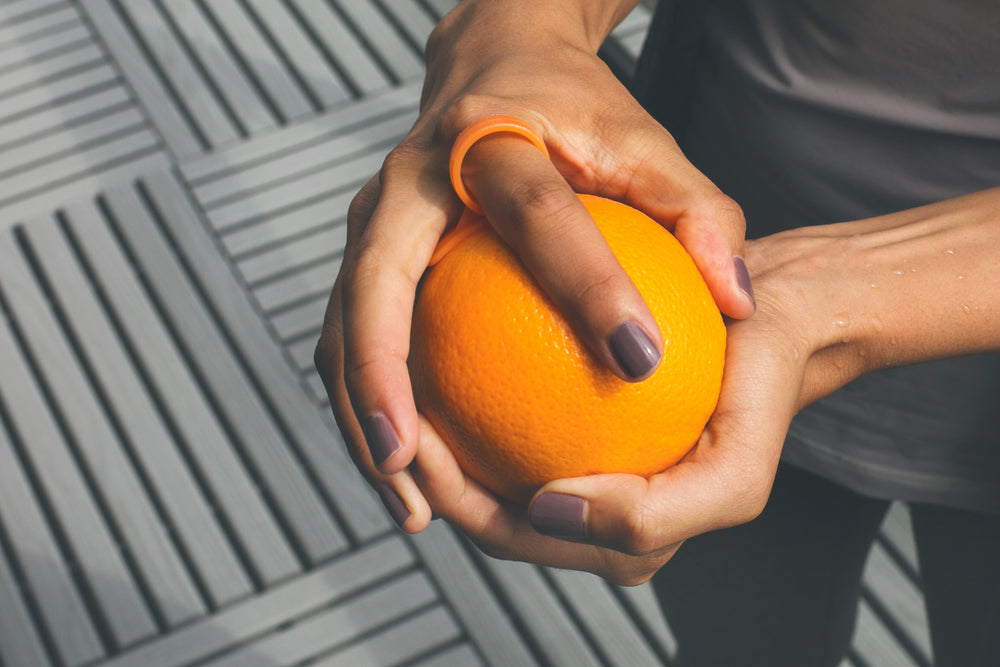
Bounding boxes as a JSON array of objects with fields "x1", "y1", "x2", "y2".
[
  {"x1": 406, "y1": 255, "x2": 806, "y2": 585},
  {"x1": 409, "y1": 185, "x2": 1000, "y2": 584}
]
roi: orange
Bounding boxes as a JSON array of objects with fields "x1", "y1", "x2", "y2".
[{"x1": 409, "y1": 194, "x2": 726, "y2": 503}]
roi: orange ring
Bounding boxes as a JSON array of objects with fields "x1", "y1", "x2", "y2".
[{"x1": 448, "y1": 115, "x2": 549, "y2": 214}]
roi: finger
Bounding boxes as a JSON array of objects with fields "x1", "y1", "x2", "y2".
[
  {"x1": 618, "y1": 129, "x2": 757, "y2": 321},
  {"x1": 315, "y1": 271, "x2": 433, "y2": 533},
  {"x1": 464, "y1": 133, "x2": 664, "y2": 382},
  {"x1": 335, "y1": 141, "x2": 461, "y2": 477},
  {"x1": 410, "y1": 417, "x2": 668, "y2": 584},
  {"x1": 527, "y1": 323, "x2": 800, "y2": 553}
]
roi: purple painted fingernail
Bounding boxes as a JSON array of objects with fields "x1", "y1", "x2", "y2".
[
  {"x1": 734, "y1": 256, "x2": 755, "y2": 307},
  {"x1": 530, "y1": 493, "x2": 588, "y2": 539},
  {"x1": 363, "y1": 414, "x2": 401, "y2": 467},
  {"x1": 610, "y1": 321, "x2": 660, "y2": 380},
  {"x1": 377, "y1": 484, "x2": 411, "y2": 528}
]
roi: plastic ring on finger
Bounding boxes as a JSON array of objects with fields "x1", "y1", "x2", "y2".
[{"x1": 448, "y1": 115, "x2": 549, "y2": 214}]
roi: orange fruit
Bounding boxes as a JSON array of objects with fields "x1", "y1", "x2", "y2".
[{"x1": 409, "y1": 194, "x2": 726, "y2": 503}]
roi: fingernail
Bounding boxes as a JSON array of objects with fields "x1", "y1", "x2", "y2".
[
  {"x1": 609, "y1": 321, "x2": 660, "y2": 380},
  {"x1": 530, "y1": 493, "x2": 588, "y2": 539},
  {"x1": 734, "y1": 256, "x2": 755, "y2": 307},
  {"x1": 377, "y1": 484, "x2": 411, "y2": 528},
  {"x1": 363, "y1": 414, "x2": 401, "y2": 467}
]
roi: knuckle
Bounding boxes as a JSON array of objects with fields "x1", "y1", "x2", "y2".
[
  {"x1": 696, "y1": 193, "x2": 747, "y2": 235},
  {"x1": 380, "y1": 140, "x2": 425, "y2": 177},
  {"x1": 723, "y1": 466, "x2": 771, "y2": 527},
  {"x1": 439, "y1": 93, "x2": 503, "y2": 138},
  {"x1": 571, "y1": 270, "x2": 625, "y2": 308},
  {"x1": 507, "y1": 178, "x2": 577, "y2": 224},
  {"x1": 616, "y1": 504, "x2": 658, "y2": 556}
]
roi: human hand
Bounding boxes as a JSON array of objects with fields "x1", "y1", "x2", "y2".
[
  {"x1": 409, "y1": 186, "x2": 1000, "y2": 585},
  {"x1": 315, "y1": 0, "x2": 756, "y2": 532}
]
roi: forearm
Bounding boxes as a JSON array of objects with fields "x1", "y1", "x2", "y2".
[{"x1": 747, "y1": 186, "x2": 1000, "y2": 407}]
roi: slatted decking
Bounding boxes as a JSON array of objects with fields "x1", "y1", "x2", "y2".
[{"x1": 0, "y1": 2, "x2": 932, "y2": 666}]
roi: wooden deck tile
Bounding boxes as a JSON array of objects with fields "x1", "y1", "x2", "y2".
[{"x1": 0, "y1": 2, "x2": 939, "y2": 665}]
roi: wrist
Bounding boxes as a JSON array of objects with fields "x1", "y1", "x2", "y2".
[
  {"x1": 747, "y1": 187, "x2": 1000, "y2": 408},
  {"x1": 429, "y1": 0, "x2": 638, "y2": 61}
]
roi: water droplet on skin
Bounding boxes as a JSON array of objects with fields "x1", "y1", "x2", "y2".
[
  {"x1": 894, "y1": 270, "x2": 904, "y2": 276},
  {"x1": 962, "y1": 304, "x2": 972, "y2": 314},
  {"x1": 870, "y1": 283, "x2": 879, "y2": 289},
  {"x1": 944, "y1": 248, "x2": 955, "y2": 255},
  {"x1": 833, "y1": 312, "x2": 851, "y2": 328},
  {"x1": 957, "y1": 274, "x2": 965, "y2": 280}
]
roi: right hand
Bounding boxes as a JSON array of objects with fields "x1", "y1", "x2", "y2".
[{"x1": 314, "y1": 0, "x2": 757, "y2": 532}]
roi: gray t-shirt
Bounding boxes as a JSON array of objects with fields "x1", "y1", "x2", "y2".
[{"x1": 633, "y1": 0, "x2": 1000, "y2": 512}]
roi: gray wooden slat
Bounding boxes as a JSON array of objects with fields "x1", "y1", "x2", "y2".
[
  {"x1": 862, "y1": 543, "x2": 932, "y2": 664},
  {"x1": 109, "y1": 0, "x2": 240, "y2": 146},
  {"x1": 221, "y1": 191, "x2": 351, "y2": 257},
  {"x1": 0, "y1": 153, "x2": 172, "y2": 235},
  {"x1": 77, "y1": 0, "x2": 200, "y2": 156},
  {"x1": 0, "y1": 537, "x2": 52, "y2": 667},
  {"x1": 193, "y1": 109, "x2": 415, "y2": 208},
  {"x1": 32, "y1": 200, "x2": 253, "y2": 608},
  {"x1": 0, "y1": 0, "x2": 73, "y2": 36},
  {"x1": 410, "y1": 523, "x2": 537, "y2": 666},
  {"x1": 0, "y1": 107, "x2": 144, "y2": 177},
  {"x1": 0, "y1": 62, "x2": 116, "y2": 123},
  {"x1": 0, "y1": 234, "x2": 156, "y2": 649},
  {"x1": 241, "y1": 0, "x2": 351, "y2": 107},
  {"x1": 0, "y1": 127, "x2": 160, "y2": 207},
  {"x1": 0, "y1": 42, "x2": 103, "y2": 94},
  {"x1": 255, "y1": 255, "x2": 342, "y2": 320},
  {"x1": 270, "y1": 292, "x2": 328, "y2": 342},
  {"x1": 288, "y1": 329, "x2": 327, "y2": 372},
  {"x1": 408, "y1": 643, "x2": 484, "y2": 667},
  {"x1": 240, "y1": 224, "x2": 347, "y2": 287},
  {"x1": 103, "y1": 182, "x2": 348, "y2": 565},
  {"x1": 613, "y1": 583, "x2": 679, "y2": 662},
  {"x1": 159, "y1": 0, "x2": 277, "y2": 135},
  {"x1": 548, "y1": 569, "x2": 663, "y2": 666},
  {"x1": 196, "y1": 0, "x2": 314, "y2": 123},
  {"x1": 0, "y1": 420, "x2": 102, "y2": 667},
  {"x1": 202, "y1": 572, "x2": 440, "y2": 667},
  {"x1": 97, "y1": 536, "x2": 414, "y2": 667},
  {"x1": 852, "y1": 600, "x2": 920, "y2": 667},
  {"x1": 421, "y1": 0, "x2": 458, "y2": 20},
  {"x1": 377, "y1": 0, "x2": 438, "y2": 56},
  {"x1": 141, "y1": 168, "x2": 391, "y2": 542},
  {"x1": 476, "y1": 557, "x2": 604, "y2": 667},
  {"x1": 204, "y1": 148, "x2": 388, "y2": 231},
  {"x1": 179, "y1": 81, "x2": 420, "y2": 183},
  {"x1": 62, "y1": 197, "x2": 300, "y2": 586},
  {"x1": 287, "y1": 0, "x2": 390, "y2": 95},
  {"x1": 330, "y1": 0, "x2": 426, "y2": 82},
  {"x1": 0, "y1": 22, "x2": 90, "y2": 70},
  {"x1": 305, "y1": 368, "x2": 330, "y2": 405},
  {"x1": 880, "y1": 502, "x2": 920, "y2": 575},
  {"x1": 0, "y1": 86, "x2": 131, "y2": 150},
  {"x1": 13, "y1": 216, "x2": 205, "y2": 630},
  {"x1": 309, "y1": 607, "x2": 465, "y2": 667}
]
